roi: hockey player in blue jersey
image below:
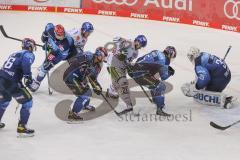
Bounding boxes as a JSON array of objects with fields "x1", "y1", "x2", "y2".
[
  {"x1": 181, "y1": 47, "x2": 233, "y2": 108},
  {"x1": 128, "y1": 46, "x2": 177, "y2": 116},
  {"x1": 32, "y1": 23, "x2": 75, "y2": 91},
  {"x1": 63, "y1": 47, "x2": 108, "y2": 122},
  {"x1": 0, "y1": 38, "x2": 37, "y2": 137}
]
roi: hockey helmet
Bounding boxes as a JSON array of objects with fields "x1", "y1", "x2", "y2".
[
  {"x1": 54, "y1": 24, "x2": 65, "y2": 40},
  {"x1": 22, "y1": 38, "x2": 36, "y2": 52}
]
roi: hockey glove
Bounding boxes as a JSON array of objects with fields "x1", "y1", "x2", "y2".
[
  {"x1": 88, "y1": 77, "x2": 102, "y2": 95},
  {"x1": 24, "y1": 76, "x2": 40, "y2": 92},
  {"x1": 93, "y1": 84, "x2": 102, "y2": 95},
  {"x1": 43, "y1": 60, "x2": 55, "y2": 71},
  {"x1": 23, "y1": 75, "x2": 33, "y2": 87},
  {"x1": 168, "y1": 66, "x2": 175, "y2": 76}
]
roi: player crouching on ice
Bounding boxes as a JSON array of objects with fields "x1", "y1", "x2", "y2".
[
  {"x1": 127, "y1": 46, "x2": 177, "y2": 116},
  {"x1": 0, "y1": 38, "x2": 36, "y2": 137},
  {"x1": 181, "y1": 47, "x2": 235, "y2": 109},
  {"x1": 106, "y1": 35, "x2": 147, "y2": 115},
  {"x1": 63, "y1": 47, "x2": 108, "y2": 122}
]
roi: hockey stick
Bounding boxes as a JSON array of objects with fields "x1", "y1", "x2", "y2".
[
  {"x1": 44, "y1": 42, "x2": 53, "y2": 95},
  {"x1": 0, "y1": 25, "x2": 43, "y2": 47},
  {"x1": 87, "y1": 75, "x2": 120, "y2": 116},
  {"x1": 139, "y1": 84, "x2": 153, "y2": 103},
  {"x1": 100, "y1": 93, "x2": 120, "y2": 117},
  {"x1": 210, "y1": 120, "x2": 240, "y2": 130},
  {"x1": 126, "y1": 65, "x2": 153, "y2": 103},
  {"x1": 223, "y1": 45, "x2": 232, "y2": 61}
]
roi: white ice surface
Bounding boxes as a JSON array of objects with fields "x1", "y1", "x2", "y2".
[{"x1": 0, "y1": 11, "x2": 240, "y2": 160}]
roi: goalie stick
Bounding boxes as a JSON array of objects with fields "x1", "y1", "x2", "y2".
[
  {"x1": 210, "y1": 120, "x2": 240, "y2": 130},
  {"x1": 223, "y1": 45, "x2": 232, "y2": 61},
  {"x1": 209, "y1": 45, "x2": 235, "y2": 130}
]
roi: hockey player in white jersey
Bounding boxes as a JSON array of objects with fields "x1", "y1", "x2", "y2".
[
  {"x1": 106, "y1": 35, "x2": 147, "y2": 115},
  {"x1": 67, "y1": 22, "x2": 94, "y2": 58}
]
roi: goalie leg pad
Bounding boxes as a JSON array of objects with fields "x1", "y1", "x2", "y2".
[{"x1": 192, "y1": 90, "x2": 236, "y2": 108}]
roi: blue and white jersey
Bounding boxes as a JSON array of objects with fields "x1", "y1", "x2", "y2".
[
  {"x1": 136, "y1": 50, "x2": 170, "y2": 80},
  {"x1": 0, "y1": 50, "x2": 35, "y2": 82},
  {"x1": 194, "y1": 52, "x2": 231, "y2": 90},
  {"x1": 42, "y1": 23, "x2": 75, "y2": 64},
  {"x1": 67, "y1": 28, "x2": 88, "y2": 55}
]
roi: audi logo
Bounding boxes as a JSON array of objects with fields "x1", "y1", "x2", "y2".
[
  {"x1": 224, "y1": 0, "x2": 240, "y2": 20},
  {"x1": 92, "y1": 0, "x2": 138, "y2": 6}
]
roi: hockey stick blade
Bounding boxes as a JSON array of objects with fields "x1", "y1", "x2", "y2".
[
  {"x1": 210, "y1": 119, "x2": 240, "y2": 130},
  {"x1": 210, "y1": 122, "x2": 230, "y2": 130},
  {"x1": 100, "y1": 93, "x2": 120, "y2": 117},
  {"x1": 0, "y1": 25, "x2": 8, "y2": 38},
  {"x1": 0, "y1": 25, "x2": 22, "y2": 42},
  {"x1": 0, "y1": 25, "x2": 43, "y2": 47}
]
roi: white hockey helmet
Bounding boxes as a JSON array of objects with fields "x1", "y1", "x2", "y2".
[{"x1": 187, "y1": 47, "x2": 201, "y2": 65}]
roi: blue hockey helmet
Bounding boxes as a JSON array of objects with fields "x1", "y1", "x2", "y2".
[
  {"x1": 22, "y1": 38, "x2": 36, "y2": 52},
  {"x1": 164, "y1": 46, "x2": 177, "y2": 60},
  {"x1": 134, "y1": 35, "x2": 147, "y2": 48},
  {"x1": 94, "y1": 47, "x2": 108, "y2": 63},
  {"x1": 81, "y1": 22, "x2": 94, "y2": 33}
]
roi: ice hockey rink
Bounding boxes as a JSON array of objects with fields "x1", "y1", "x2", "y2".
[{"x1": 0, "y1": 11, "x2": 240, "y2": 160}]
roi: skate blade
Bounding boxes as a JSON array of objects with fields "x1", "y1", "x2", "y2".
[{"x1": 17, "y1": 133, "x2": 34, "y2": 138}]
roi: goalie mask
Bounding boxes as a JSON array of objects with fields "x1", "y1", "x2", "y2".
[{"x1": 187, "y1": 47, "x2": 201, "y2": 65}]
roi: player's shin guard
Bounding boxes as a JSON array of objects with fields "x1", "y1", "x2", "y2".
[
  {"x1": 17, "y1": 100, "x2": 34, "y2": 137},
  {"x1": 19, "y1": 100, "x2": 32, "y2": 125},
  {"x1": 68, "y1": 96, "x2": 90, "y2": 122},
  {"x1": 72, "y1": 96, "x2": 90, "y2": 113},
  {"x1": 0, "y1": 101, "x2": 10, "y2": 118},
  {"x1": 0, "y1": 101, "x2": 10, "y2": 124},
  {"x1": 151, "y1": 82, "x2": 171, "y2": 116}
]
